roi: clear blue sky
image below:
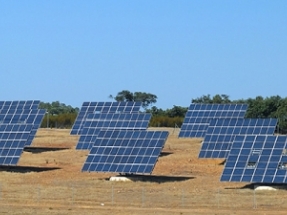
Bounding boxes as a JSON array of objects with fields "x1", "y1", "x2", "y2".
[{"x1": 1, "y1": 1, "x2": 286, "y2": 109}]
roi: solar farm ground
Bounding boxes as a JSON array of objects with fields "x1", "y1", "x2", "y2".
[{"x1": 0, "y1": 128, "x2": 286, "y2": 214}]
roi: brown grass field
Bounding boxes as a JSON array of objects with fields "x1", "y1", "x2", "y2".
[{"x1": 0, "y1": 128, "x2": 287, "y2": 214}]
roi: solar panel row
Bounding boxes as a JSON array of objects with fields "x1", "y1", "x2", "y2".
[
  {"x1": 199, "y1": 118, "x2": 277, "y2": 158},
  {"x1": 76, "y1": 113, "x2": 151, "y2": 150},
  {"x1": 179, "y1": 103, "x2": 286, "y2": 184},
  {"x1": 0, "y1": 124, "x2": 33, "y2": 165},
  {"x1": 221, "y1": 135, "x2": 287, "y2": 183},
  {"x1": 0, "y1": 109, "x2": 45, "y2": 124},
  {"x1": 82, "y1": 130, "x2": 169, "y2": 174},
  {"x1": 71, "y1": 101, "x2": 142, "y2": 135},
  {"x1": 179, "y1": 104, "x2": 248, "y2": 138},
  {"x1": 0, "y1": 100, "x2": 45, "y2": 165},
  {"x1": 0, "y1": 100, "x2": 40, "y2": 110},
  {"x1": 72, "y1": 101, "x2": 169, "y2": 175}
]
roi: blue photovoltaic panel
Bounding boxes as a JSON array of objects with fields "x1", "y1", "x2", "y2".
[
  {"x1": 82, "y1": 130, "x2": 169, "y2": 174},
  {"x1": 71, "y1": 101, "x2": 142, "y2": 135},
  {"x1": 0, "y1": 106, "x2": 46, "y2": 146},
  {"x1": 0, "y1": 109, "x2": 45, "y2": 124},
  {"x1": 178, "y1": 104, "x2": 248, "y2": 138},
  {"x1": 199, "y1": 118, "x2": 277, "y2": 158},
  {"x1": 0, "y1": 100, "x2": 40, "y2": 110},
  {"x1": 0, "y1": 109, "x2": 46, "y2": 146},
  {"x1": 0, "y1": 100, "x2": 45, "y2": 165},
  {"x1": 221, "y1": 135, "x2": 287, "y2": 184},
  {"x1": 25, "y1": 109, "x2": 46, "y2": 146},
  {"x1": 76, "y1": 113, "x2": 151, "y2": 150},
  {"x1": 0, "y1": 124, "x2": 34, "y2": 165}
]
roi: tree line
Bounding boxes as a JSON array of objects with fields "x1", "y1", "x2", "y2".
[
  {"x1": 39, "y1": 101, "x2": 78, "y2": 128},
  {"x1": 190, "y1": 94, "x2": 287, "y2": 133},
  {"x1": 39, "y1": 91, "x2": 287, "y2": 133}
]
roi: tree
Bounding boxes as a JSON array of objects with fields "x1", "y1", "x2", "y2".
[
  {"x1": 133, "y1": 92, "x2": 157, "y2": 109},
  {"x1": 165, "y1": 105, "x2": 188, "y2": 118},
  {"x1": 39, "y1": 101, "x2": 79, "y2": 128},
  {"x1": 192, "y1": 94, "x2": 212, "y2": 103},
  {"x1": 275, "y1": 98, "x2": 287, "y2": 133},
  {"x1": 192, "y1": 94, "x2": 231, "y2": 104},
  {"x1": 114, "y1": 90, "x2": 134, "y2": 102},
  {"x1": 146, "y1": 106, "x2": 165, "y2": 116},
  {"x1": 244, "y1": 96, "x2": 265, "y2": 118},
  {"x1": 39, "y1": 101, "x2": 78, "y2": 115},
  {"x1": 212, "y1": 94, "x2": 231, "y2": 103},
  {"x1": 112, "y1": 90, "x2": 157, "y2": 109}
]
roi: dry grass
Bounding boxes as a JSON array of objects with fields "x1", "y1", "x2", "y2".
[{"x1": 0, "y1": 128, "x2": 287, "y2": 214}]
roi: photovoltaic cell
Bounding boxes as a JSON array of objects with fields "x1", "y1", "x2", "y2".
[
  {"x1": 178, "y1": 104, "x2": 248, "y2": 138},
  {"x1": 76, "y1": 113, "x2": 151, "y2": 150},
  {"x1": 82, "y1": 130, "x2": 169, "y2": 174},
  {"x1": 221, "y1": 135, "x2": 287, "y2": 183},
  {"x1": 0, "y1": 109, "x2": 45, "y2": 124},
  {"x1": 0, "y1": 100, "x2": 40, "y2": 110},
  {"x1": 199, "y1": 118, "x2": 277, "y2": 158},
  {"x1": 0, "y1": 124, "x2": 33, "y2": 165},
  {"x1": 71, "y1": 102, "x2": 142, "y2": 135},
  {"x1": 24, "y1": 109, "x2": 46, "y2": 146}
]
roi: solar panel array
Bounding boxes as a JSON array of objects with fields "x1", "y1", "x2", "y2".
[
  {"x1": 82, "y1": 130, "x2": 169, "y2": 174},
  {"x1": 179, "y1": 104, "x2": 248, "y2": 138},
  {"x1": 177, "y1": 102, "x2": 287, "y2": 184},
  {"x1": 71, "y1": 101, "x2": 141, "y2": 135},
  {"x1": 70, "y1": 101, "x2": 170, "y2": 175},
  {"x1": 76, "y1": 113, "x2": 151, "y2": 150},
  {"x1": 199, "y1": 118, "x2": 277, "y2": 159},
  {"x1": 221, "y1": 135, "x2": 287, "y2": 183},
  {"x1": 0, "y1": 100, "x2": 45, "y2": 165}
]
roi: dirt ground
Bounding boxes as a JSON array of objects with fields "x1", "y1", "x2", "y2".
[{"x1": 0, "y1": 128, "x2": 286, "y2": 215}]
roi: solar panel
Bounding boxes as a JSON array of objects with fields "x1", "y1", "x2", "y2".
[
  {"x1": 76, "y1": 113, "x2": 151, "y2": 150},
  {"x1": 24, "y1": 109, "x2": 46, "y2": 146},
  {"x1": 82, "y1": 130, "x2": 169, "y2": 174},
  {"x1": 71, "y1": 101, "x2": 142, "y2": 135},
  {"x1": 178, "y1": 104, "x2": 248, "y2": 138},
  {"x1": 221, "y1": 135, "x2": 287, "y2": 183},
  {"x1": 0, "y1": 109, "x2": 46, "y2": 146},
  {"x1": 0, "y1": 100, "x2": 40, "y2": 110},
  {"x1": 0, "y1": 124, "x2": 34, "y2": 165},
  {"x1": 199, "y1": 118, "x2": 277, "y2": 158},
  {"x1": 0, "y1": 109, "x2": 45, "y2": 124},
  {"x1": 0, "y1": 100, "x2": 45, "y2": 165}
]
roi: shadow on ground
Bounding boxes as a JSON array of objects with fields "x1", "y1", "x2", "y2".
[
  {"x1": 0, "y1": 165, "x2": 61, "y2": 173},
  {"x1": 24, "y1": 147, "x2": 70, "y2": 154},
  {"x1": 219, "y1": 160, "x2": 226, "y2": 165},
  {"x1": 159, "y1": 151, "x2": 173, "y2": 157}
]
